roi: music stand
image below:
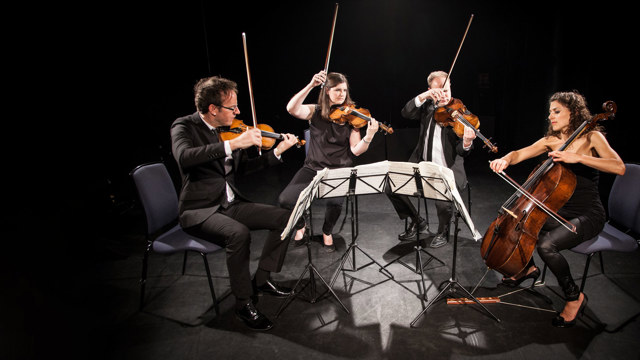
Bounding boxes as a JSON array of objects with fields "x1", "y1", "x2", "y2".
[
  {"x1": 276, "y1": 169, "x2": 349, "y2": 317},
  {"x1": 408, "y1": 162, "x2": 500, "y2": 326},
  {"x1": 316, "y1": 162, "x2": 395, "y2": 289},
  {"x1": 381, "y1": 163, "x2": 449, "y2": 300}
]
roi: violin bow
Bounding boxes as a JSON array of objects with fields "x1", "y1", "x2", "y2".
[
  {"x1": 242, "y1": 32, "x2": 261, "y2": 155},
  {"x1": 441, "y1": 14, "x2": 474, "y2": 91},
  {"x1": 321, "y1": 3, "x2": 339, "y2": 88}
]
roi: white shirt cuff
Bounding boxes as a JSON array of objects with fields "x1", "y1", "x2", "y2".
[{"x1": 223, "y1": 141, "x2": 232, "y2": 156}]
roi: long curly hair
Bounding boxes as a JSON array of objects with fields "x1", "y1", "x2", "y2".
[{"x1": 545, "y1": 91, "x2": 603, "y2": 138}]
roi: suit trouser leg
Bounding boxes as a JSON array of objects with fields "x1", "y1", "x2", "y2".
[
  {"x1": 186, "y1": 201, "x2": 292, "y2": 301},
  {"x1": 385, "y1": 188, "x2": 418, "y2": 221}
]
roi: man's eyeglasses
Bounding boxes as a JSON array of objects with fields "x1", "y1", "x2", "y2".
[{"x1": 215, "y1": 104, "x2": 238, "y2": 112}]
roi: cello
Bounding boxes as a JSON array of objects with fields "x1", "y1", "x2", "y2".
[{"x1": 480, "y1": 101, "x2": 617, "y2": 277}]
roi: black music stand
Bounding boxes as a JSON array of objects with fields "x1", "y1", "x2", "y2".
[
  {"x1": 276, "y1": 169, "x2": 349, "y2": 317},
  {"x1": 407, "y1": 162, "x2": 500, "y2": 326},
  {"x1": 381, "y1": 166, "x2": 447, "y2": 300},
  {"x1": 318, "y1": 166, "x2": 395, "y2": 289}
]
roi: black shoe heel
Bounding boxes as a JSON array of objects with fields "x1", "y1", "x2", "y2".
[
  {"x1": 552, "y1": 293, "x2": 588, "y2": 328},
  {"x1": 501, "y1": 266, "x2": 540, "y2": 287}
]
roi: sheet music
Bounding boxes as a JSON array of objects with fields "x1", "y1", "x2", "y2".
[
  {"x1": 280, "y1": 168, "x2": 328, "y2": 240},
  {"x1": 418, "y1": 161, "x2": 481, "y2": 240},
  {"x1": 282, "y1": 161, "x2": 481, "y2": 241},
  {"x1": 417, "y1": 161, "x2": 454, "y2": 201},
  {"x1": 386, "y1": 161, "x2": 419, "y2": 196},
  {"x1": 317, "y1": 161, "x2": 390, "y2": 198}
]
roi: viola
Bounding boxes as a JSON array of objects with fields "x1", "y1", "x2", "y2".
[
  {"x1": 434, "y1": 98, "x2": 498, "y2": 153},
  {"x1": 219, "y1": 119, "x2": 306, "y2": 150},
  {"x1": 328, "y1": 105, "x2": 394, "y2": 134},
  {"x1": 480, "y1": 101, "x2": 617, "y2": 277}
]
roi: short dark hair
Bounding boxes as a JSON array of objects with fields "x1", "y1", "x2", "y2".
[{"x1": 194, "y1": 76, "x2": 238, "y2": 113}]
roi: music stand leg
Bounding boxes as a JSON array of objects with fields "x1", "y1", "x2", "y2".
[
  {"x1": 410, "y1": 214, "x2": 501, "y2": 327},
  {"x1": 380, "y1": 196, "x2": 445, "y2": 300},
  {"x1": 276, "y1": 211, "x2": 349, "y2": 318},
  {"x1": 329, "y1": 194, "x2": 394, "y2": 289}
]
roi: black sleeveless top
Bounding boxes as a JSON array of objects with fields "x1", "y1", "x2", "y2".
[
  {"x1": 558, "y1": 162, "x2": 606, "y2": 239},
  {"x1": 303, "y1": 106, "x2": 355, "y2": 171}
]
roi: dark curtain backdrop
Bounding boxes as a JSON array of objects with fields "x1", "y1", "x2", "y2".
[{"x1": 81, "y1": 0, "x2": 633, "y2": 205}]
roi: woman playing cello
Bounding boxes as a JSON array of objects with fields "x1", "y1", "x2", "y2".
[{"x1": 489, "y1": 91, "x2": 625, "y2": 327}]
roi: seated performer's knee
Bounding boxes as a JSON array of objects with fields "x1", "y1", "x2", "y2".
[{"x1": 225, "y1": 225, "x2": 251, "y2": 252}]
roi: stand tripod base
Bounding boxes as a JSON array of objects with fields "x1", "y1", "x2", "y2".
[
  {"x1": 410, "y1": 278, "x2": 501, "y2": 327},
  {"x1": 276, "y1": 261, "x2": 349, "y2": 318},
  {"x1": 330, "y1": 242, "x2": 394, "y2": 289}
]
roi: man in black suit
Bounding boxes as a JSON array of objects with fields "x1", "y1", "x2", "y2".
[
  {"x1": 170, "y1": 76, "x2": 299, "y2": 331},
  {"x1": 387, "y1": 71, "x2": 476, "y2": 248}
]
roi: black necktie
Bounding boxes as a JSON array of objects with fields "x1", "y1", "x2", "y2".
[{"x1": 425, "y1": 118, "x2": 436, "y2": 161}]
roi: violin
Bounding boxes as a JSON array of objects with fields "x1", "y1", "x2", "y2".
[
  {"x1": 480, "y1": 101, "x2": 617, "y2": 277},
  {"x1": 434, "y1": 98, "x2": 498, "y2": 153},
  {"x1": 328, "y1": 105, "x2": 394, "y2": 134},
  {"x1": 219, "y1": 119, "x2": 306, "y2": 150}
]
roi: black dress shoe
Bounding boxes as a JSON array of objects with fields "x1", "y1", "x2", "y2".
[
  {"x1": 429, "y1": 233, "x2": 448, "y2": 248},
  {"x1": 254, "y1": 279, "x2": 292, "y2": 297},
  {"x1": 398, "y1": 217, "x2": 428, "y2": 241},
  {"x1": 552, "y1": 293, "x2": 588, "y2": 328},
  {"x1": 235, "y1": 302, "x2": 274, "y2": 331}
]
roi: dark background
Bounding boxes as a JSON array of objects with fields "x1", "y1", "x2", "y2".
[
  {"x1": 3, "y1": 0, "x2": 636, "y2": 358},
  {"x1": 84, "y1": 0, "x2": 634, "y2": 205}
]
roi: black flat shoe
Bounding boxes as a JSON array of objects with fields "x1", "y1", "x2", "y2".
[
  {"x1": 235, "y1": 302, "x2": 274, "y2": 331},
  {"x1": 552, "y1": 293, "x2": 588, "y2": 328},
  {"x1": 501, "y1": 266, "x2": 541, "y2": 287},
  {"x1": 254, "y1": 279, "x2": 292, "y2": 297}
]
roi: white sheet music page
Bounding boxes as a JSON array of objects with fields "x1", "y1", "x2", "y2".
[
  {"x1": 418, "y1": 161, "x2": 481, "y2": 240},
  {"x1": 350, "y1": 160, "x2": 389, "y2": 194},
  {"x1": 281, "y1": 168, "x2": 328, "y2": 240},
  {"x1": 387, "y1": 161, "x2": 421, "y2": 196}
]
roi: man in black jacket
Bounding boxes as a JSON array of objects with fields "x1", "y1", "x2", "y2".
[
  {"x1": 171, "y1": 76, "x2": 298, "y2": 331},
  {"x1": 387, "y1": 71, "x2": 476, "y2": 248}
]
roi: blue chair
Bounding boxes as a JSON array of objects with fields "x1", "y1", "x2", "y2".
[
  {"x1": 541, "y1": 163, "x2": 640, "y2": 293},
  {"x1": 130, "y1": 162, "x2": 223, "y2": 316}
]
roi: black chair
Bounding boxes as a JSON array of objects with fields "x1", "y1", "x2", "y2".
[
  {"x1": 130, "y1": 162, "x2": 224, "y2": 317},
  {"x1": 541, "y1": 163, "x2": 640, "y2": 293}
]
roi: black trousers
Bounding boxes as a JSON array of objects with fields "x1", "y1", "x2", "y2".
[
  {"x1": 185, "y1": 201, "x2": 292, "y2": 301},
  {"x1": 279, "y1": 166, "x2": 344, "y2": 235},
  {"x1": 535, "y1": 216, "x2": 593, "y2": 300},
  {"x1": 385, "y1": 184, "x2": 465, "y2": 234}
]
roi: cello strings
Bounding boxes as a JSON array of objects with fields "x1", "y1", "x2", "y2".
[{"x1": 496, "y1": 171, "x2": 577, "y2": 233}]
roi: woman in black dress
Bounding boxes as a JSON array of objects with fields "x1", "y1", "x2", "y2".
[
  {"x1": 489, "y1": 91, "x2": 625, "y2": 327},
  {"x1": 279, "y1": 70, "x2": 379, "y2": 251}
]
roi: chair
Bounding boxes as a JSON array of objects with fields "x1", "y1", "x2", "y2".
[
  {"x1": 130, "y1": 161, "x2": 223, "y2": 317},
  {"x1": 541, "y1": 163, "x2": 640, "y2": 293}
]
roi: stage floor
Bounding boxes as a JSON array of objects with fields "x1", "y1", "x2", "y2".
[{"x1": 45, "y1": 159, "x2": 640, "y2": 359}]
